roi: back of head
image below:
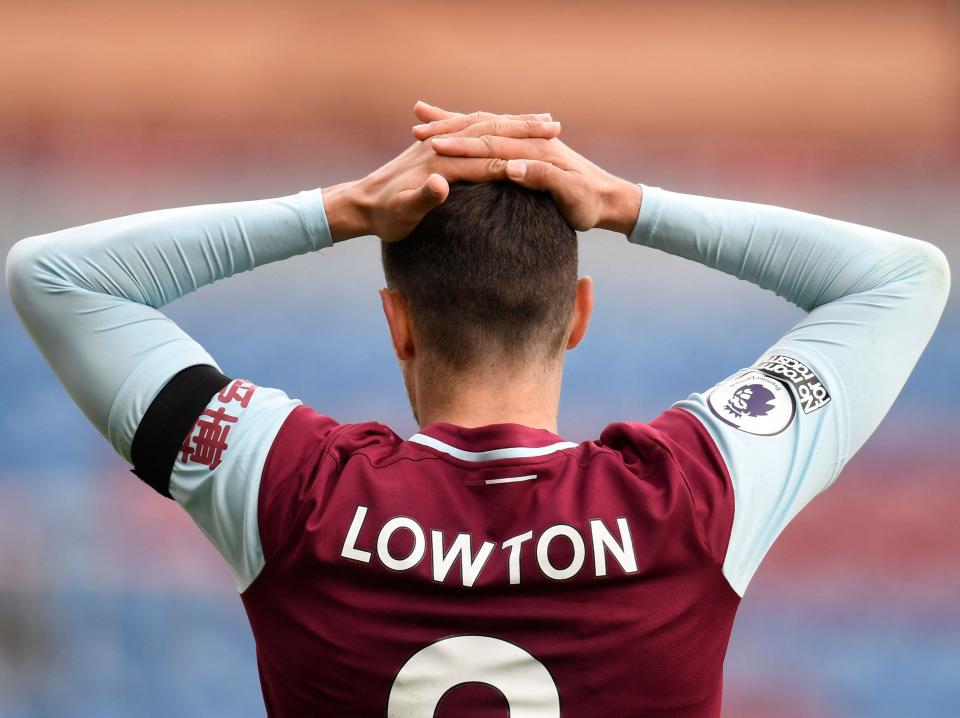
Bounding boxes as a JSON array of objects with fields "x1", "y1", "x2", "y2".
[{"x1": 381, "y1": 182, "x2": 578, "y2": 371}]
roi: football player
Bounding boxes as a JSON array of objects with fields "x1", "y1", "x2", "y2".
[{"x1": 6, "y1": 102, "x2": 949, "y2": 716}]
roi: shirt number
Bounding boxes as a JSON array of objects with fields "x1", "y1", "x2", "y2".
[{"x1": 387, "y1": 635, "x2": 560, "y2": 716}]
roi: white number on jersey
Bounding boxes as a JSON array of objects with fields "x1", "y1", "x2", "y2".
[{"x1": 387, "y1": 635, "x2": 560, "y2": 717}]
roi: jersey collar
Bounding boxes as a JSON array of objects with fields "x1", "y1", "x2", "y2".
[{"x1": 409, "y1": 422, "x2": 577, "y2": 463}]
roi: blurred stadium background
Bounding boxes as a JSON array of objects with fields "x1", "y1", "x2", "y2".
[{"x1": 1, "y1": 1, "x2": 958, "y2": 716}]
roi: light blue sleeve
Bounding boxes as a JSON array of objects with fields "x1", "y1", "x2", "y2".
[
  {"x1": 630, "y1": 186, "x2": 950, "y2": 595},
  {"x1": 5, "y1": 189, "x2": 333, "y2": 590},
  {"x1": 5, "y1": 189, "x2": 331, "y2": 460},
  {"x1": 170, "y1": 382, "x2": 302, "y2": 591}
]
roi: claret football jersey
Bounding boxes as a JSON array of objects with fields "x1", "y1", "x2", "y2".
[
  {"x1": 10, "y1": 177, "x2": 945, "y2": 717},
  {"x1": 131, "y1": 349, "x2": 841, "y2": 717}
]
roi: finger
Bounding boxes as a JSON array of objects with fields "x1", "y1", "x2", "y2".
[
  {"x1": 455, "y1": 118, "x2": 561, "y2": 141},
  {"x1": 428, "y1": 156, "x2": 511, "y2": 184},
  {"x1": 413, "y1": 101, "x2": 458, "y2": 123},
  {"x1": 384, "y1": 175, "x2": 450, "y2": 242},
  {"x1": 414, "y1": 101, "x2": 553, "y2": 126},
  {"x1": 423, "y1": 118, "x2": 560, "y2": 143},
  {"x1": 398, "y1": 172, "x2": 450, "y2": 217},
  {"x1": 413, "y1": 114, "x2": 558, "y2": 140},
  {"x1": 505, "y1": 159, "x2": 587, "y2": 216},
  {"x1": 424, "y1": 172, "x2": 450, "y2": 203},
  {"x1": 506, "y1": 159, "x2": 568, "y2": 190},
  {"x1": 431, "y1": 136, "x2": 559, "y2": 162},
  {"x1": 412, "y1": 112, "x2": 484, "y2": 139}
]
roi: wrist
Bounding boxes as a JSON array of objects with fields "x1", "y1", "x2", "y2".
[
  {"x1": 597, "y1": 178, "x2": 643, "y2": 236},
  {"x1": 322, "y1": 180, "x2": 372, "y2": 243}
]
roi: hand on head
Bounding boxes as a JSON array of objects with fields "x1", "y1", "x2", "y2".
[
  {"x1": 346, "y1": 104, "x2": 561, "y2": 243},
  {"x1": 412, "y1": 101, "x2": 643, "y2": 235},
  {"x1": 331, "y1": 101, "x2": 641, "y2": 243}
]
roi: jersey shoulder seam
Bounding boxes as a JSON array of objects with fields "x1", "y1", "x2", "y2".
[
  {"x1": 256, "y1": 407, "x2": 349, "y2": 564},
  {"x1": 642, "y1": 423, "x2": 726, "y2": 572}
]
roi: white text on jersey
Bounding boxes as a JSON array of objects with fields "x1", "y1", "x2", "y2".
[{"x1": 340, "y1": 505, "x2": 639, "y2": 587}]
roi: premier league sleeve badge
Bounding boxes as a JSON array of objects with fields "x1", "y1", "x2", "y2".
[{"x1": 707, "y1": 371, "x2": 796, "y2": 436}]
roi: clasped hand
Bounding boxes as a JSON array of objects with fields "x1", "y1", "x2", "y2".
[{"x1": 324, "y1": 101, "x2": 642, "y2": 243}]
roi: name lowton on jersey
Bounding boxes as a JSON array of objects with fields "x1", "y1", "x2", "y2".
[
  {"x1": 9, "y1": 148, "x2": 947, "y2": 716},
  {"x1": 341, "y1": 505, "x2": 638, "y2": 587}
]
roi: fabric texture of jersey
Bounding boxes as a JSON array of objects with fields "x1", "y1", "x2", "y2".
[
  {"x1": 242, "y1": 406, "x2": 738, "y2": 718},
  {"x1": 170, "y1": 378, "x2": 301, "y2": 591},
  {"x1": 630, "y1": 186, "x2": 950, "y2": 594},
  {"x1": 6, "y1": 177, "x2": 950, "y2": 717}
]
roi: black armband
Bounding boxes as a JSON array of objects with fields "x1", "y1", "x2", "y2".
[{"x1": 130, "y1": 365, "x2": 232, "y2": 498}]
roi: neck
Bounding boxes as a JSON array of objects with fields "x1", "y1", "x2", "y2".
[{"x1": 412, "y1": 359, "x2": 563, "y2": 434}]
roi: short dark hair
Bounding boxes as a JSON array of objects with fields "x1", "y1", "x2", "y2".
[{"x1": 381, "y1": 181, "x2": 578, "y2": 370}]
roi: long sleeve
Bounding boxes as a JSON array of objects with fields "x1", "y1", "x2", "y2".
[
  {"x1": 5, "y1": 190, "x2": 332, "y2": 461},
  {"x1": 631, "y1": 185, "x2": 950, "y2": 594},
  {"x1": 6, "y1": 191, "x2": 334, "y2": 591}
]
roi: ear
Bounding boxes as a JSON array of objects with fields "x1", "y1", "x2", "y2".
[
  {"x1": 380, "y1": 287, "x2": 416, "y2": 361},
  {"x1": 566, "y1": 276, "x2": 594, "y2": 350}
]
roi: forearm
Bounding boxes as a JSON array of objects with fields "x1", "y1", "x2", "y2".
[
  {"x1": 8, "y1": 189, "x2": 332, "y2": 307},
  {"x1": 5, "y1": 189, "x2": 335, "y2": 458},
  {"x1": 630, "y1": 185, "x2": 950, "y2": 457},
  {"x1": 630, "y1": 185, "x2": 948, "y2": 312}
]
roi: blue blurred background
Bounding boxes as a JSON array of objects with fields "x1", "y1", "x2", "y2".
[{"x1": 0, "y1": 2, "x2": 958, "y2": 716}]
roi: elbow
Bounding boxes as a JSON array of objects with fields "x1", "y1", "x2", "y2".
[
  {"x1": 5, "y1": 235, "x2": 53, "y2": 314},
  {"x1": 913, "y1": 241, "x2": 951, "y2": 308}
]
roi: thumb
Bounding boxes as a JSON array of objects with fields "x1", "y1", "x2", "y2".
[
  {"x1": 389, "y1": 173, "x2": 449, "y2": 239},
  {"x1": 506, "y1": 159, "x2": 564, "y2": 190},
  {"x1": 506, "y1": 159, "x2": 579, "y2": 200},
  {"x1": 417, "y1": 173, "x2": 450, "y2": 210},
  {"x1": 506, "y1": 160, "x2": 590, "y2": 230}
]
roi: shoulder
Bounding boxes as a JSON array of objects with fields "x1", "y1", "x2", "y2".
[
  {"x1": 598, "y1": 409, "x2": 735, "y2": 568},
  {"x1": 264, "y1": 406, "x2": 403, "y2": 475},
  {"x1": 257, "y1": 407, "x2": 404, "y2": 558},
  {"x1": 598, "y1": 409, "x2": 725, "y2": 477}
]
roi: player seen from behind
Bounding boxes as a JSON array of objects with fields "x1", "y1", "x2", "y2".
[{"x1": 5, "y1": 102, "x2": 950, "y2": 717}]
